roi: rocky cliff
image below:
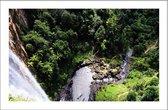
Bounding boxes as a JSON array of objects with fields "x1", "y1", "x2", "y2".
[{"x1": 9, "y1": 9, "x2": 28, "y2": 63}]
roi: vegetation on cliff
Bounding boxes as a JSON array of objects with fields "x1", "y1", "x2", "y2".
[
  {"x1": 9, "y1": 94, "x2": 32, "y2": 101},
  {"x1": 19, "y1": 9, "x2": 159, "y2": 101}
]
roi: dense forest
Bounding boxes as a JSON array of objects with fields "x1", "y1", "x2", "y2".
[{"x1": 19, "y1": 9, "x2": 159, "y2": 101}]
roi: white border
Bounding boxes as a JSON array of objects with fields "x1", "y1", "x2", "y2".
[{"x1": 1, "y1": 1, "x2": 167, "y2": 110}]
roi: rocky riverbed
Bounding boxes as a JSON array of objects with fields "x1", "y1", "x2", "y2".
[
  {"x1": 88, "y1": 57, "x2": 124, "y2": 83},
  {"x1": 55, "y1": 51, "x2": 132, "y2": 101}
]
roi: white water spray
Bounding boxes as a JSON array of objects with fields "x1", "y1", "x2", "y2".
[
  {"x1": 9, "y1": 49, "x2": 49, "y2": 101},
  {"x1": 120, "y1": 49, "x2": 133, "y2": 79},
  {"x1": 72, "y1": 67, "x2": 94, "y2": 101}
]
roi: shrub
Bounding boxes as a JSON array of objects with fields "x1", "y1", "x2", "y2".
[
  {"x1": 96, "y1": 84, "x2": 128, "y2": 101},
  {"x1": 127, "y1": 91, "x2": 137, "y2": 101},
  {"x1": 128, "y1": 70, "x2": 143, "y2": 79},
  {"x1": 141, "y1": 86, "x2": 159, "y2": 101}
]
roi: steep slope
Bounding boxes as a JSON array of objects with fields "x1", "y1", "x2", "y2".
[{"x1": 9, "y1": 9, "x2": 28, "y2": 63}]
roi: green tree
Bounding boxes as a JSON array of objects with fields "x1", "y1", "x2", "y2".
[
  {"x1": 20, "y1": 9, "x2": 159, "y2": 100},
  {"x1": 141, "y1": 86, "x2": 159, "y2": 101},
  {"x1": 33, "y1": 20, "x2": 53, "y2": 39},
  {"x1": 127, "y1": 92, "x2": 137, "y2": 101}
]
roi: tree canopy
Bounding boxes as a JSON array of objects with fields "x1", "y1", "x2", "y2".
[{"x1": 21, "y1": 9, "x2": 159, "y2": 100}]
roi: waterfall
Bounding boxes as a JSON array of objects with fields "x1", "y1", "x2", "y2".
[
  {"x1": 127, "y1": 49, "x2": 133, "y2": 57},
  {"x1": 119, "y1": 49, "x2": 133, "y2": 79},
  {"x1": 9, "y1": 49, "x2": 49, "y2": 101}
]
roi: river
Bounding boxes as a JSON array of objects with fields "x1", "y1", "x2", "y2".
[
  {"x1": 72, "y1": 66, "x2": 95, "y2": 101},
  {"x1": 71, "y1": 50, "x2": 133, "y2": 101}
]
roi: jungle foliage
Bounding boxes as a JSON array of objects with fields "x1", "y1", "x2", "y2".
[{"x1": 21, "y1": 9, "x2": 159, "y2": 100}]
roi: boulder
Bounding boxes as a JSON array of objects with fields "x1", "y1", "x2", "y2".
[
  {"x1": 95, "y1": 70, "x2": 101, "y2": 74},
  {"x1": 112, "y1": 68, "x2": 121, "y2": 75},
  {"x1": 94, "y1": 64, "x2": 100, "y2": 69},
  {"x1": 99, "y1": 60, "x2": 105, "y2": 66},
  {"x1": 107, "y1": 69, "x2": 113, "y2": 75},
  {"x1": 98, "y1": 74, "x2": 104, "y2": 80},
  {"x1": 100, "y1": 66, "x2": 106, "y2": 70},
  {"x1": 103, "y1": 63, "x2": 109, "y2": 68},
  {"x1": 116, "y1": 74, "x2": 121, "y2": 80},
  {"x1": 92, "y1": 74, "x2": 98, "y2": 80},
  {"x1": 107, "y1": 74, "x2": 112, "y2": 78},
  {"x1": 104, "y1": 73, "x2": 108, "y2": 78},
  {"x1": 101, "y1": 69, "x2": 108, "y2": 75}
]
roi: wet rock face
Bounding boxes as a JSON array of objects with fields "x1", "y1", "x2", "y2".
[
  {"x1": 89, "y1": 83, "x2": 101, "y2": 101},
  {"x1": 54, "y1": 79, "x2": 73, "y2": 101},
  {"x1": 9, "y1": 9, "x2": 29, "y2": 64}
]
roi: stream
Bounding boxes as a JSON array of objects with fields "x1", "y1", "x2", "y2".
[
  {"x1": 72, "y1": 67, "x2": 95, "y2": 101},
  {"x1": 71, "y1": 50, "x2": 133, "y2": 101},
  {"x1": 9, "y1": 48, "x2": 132, "y2": 101}
]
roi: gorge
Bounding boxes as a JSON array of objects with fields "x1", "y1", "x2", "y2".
[{"x1": 9, "y1": 9, "x2": 159, "y2": 101}]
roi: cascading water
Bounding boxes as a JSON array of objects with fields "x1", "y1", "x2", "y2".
[
  {"x1": 72, "y1": 67, "x2": 94, "y2": 101},
  {"x1": 9, "y1": 49, "x2": 49, "y2": 101},
  {"x1": 119, "y1": 49, "x2": 133, "y2": 79},
  {"x1": 71, "y1": 50, "x2": 133, "y2": 101}
]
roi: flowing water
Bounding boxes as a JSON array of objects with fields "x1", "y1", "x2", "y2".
[
  {"x1": 9, "y1": 47, "x2": 132, "y2": 101},
  {"x1": 9, "y1": 49, "x2": 49, "y2": 101},
  {"x1": 72, "y1": 67, "x2": 94, "y2": 101},
  {"x1": 119, "y1": 49, "x2": 133, "y2": 79},
  {"x1": 72, "y1": 50, "x2": 133, "y2": 101}
]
